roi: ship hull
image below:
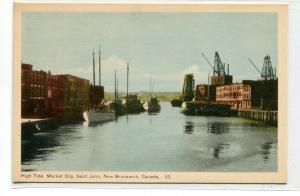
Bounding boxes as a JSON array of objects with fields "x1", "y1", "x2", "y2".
[
  {"x1": 83, "y1": 111, "x2": 115, "y2": 123},
  {"x1": 143, "y1": 101, "x2": 161, "y2": 113}
]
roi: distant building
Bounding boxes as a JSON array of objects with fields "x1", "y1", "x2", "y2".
[
  {"x1": 210, "y1": 75, "x2": 233, "y2": 86},
  {"x1": 56, "y1": 74, "x2": 90, "y2": 119},
  {"x1": 242, "y1": 79, "x2": 278, "y2": 110},
  {"x1": 21, "y1": 63, "x2": 91, "y2": 119},
  {"x1": 194, "y1": 84, "x2": 216, "y2": 102},
  {"x1": 89, "y1": 85, "x2": 104, "y2": 106},
  {"x1": 216, "y1": 83, "x2": 251, "y2": 109}
]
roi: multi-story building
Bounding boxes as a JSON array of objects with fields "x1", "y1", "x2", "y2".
[
  {"x1": 211, "y1": 75, "x2": 233, "y2": 86},
  {"x1": 56, "y1": 74, "x2": 90, "y2": 119},
  {"x1": 242, "y1": 79, "x2": 278, "y2": 110},
  {"x1": 194, "y1": 84, "x2": 216, "y2": 102},
  {"x1": 21, "y1": 63, "x2": 91, "y2": 119},
  {"x1": 216, "y1": 83, "x2": 251, "y2": 109},
  {"x1": 21, "y1": 63, "x2": 65, "y2": 118}
]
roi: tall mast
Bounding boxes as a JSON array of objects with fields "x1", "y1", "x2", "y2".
[
  {"x1": 92, "y1": 49, "x2": 95, "y2": 86},
  {"x1": 114, "y1": 69, "x2": 117, "y2": 102},
  {"x1": 117, "y1": 78, "x2": 119, "y2": 101},
  {"x1": 126, "y1": 62, "x2": 129, "y2": 98},
  {"x1": 149, "y1": 76, "x2": 152, "y2": 98},
  {"x1": 98, "y1": 45, "x2": 101, "y2": 87}
]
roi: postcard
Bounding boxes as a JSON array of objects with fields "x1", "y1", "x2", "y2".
[{"x1": 13, "y1": 3, "x2": 288, "y2": 183}]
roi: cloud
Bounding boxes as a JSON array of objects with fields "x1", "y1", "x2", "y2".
[
  {"x1": 101, "y1": 55, "x2": 128, "y2": 73},
  {"x1": 180, "y1": 64, "x2": 208, "y2": 84},
  {"x1": 63, "y1": 55, "x2": 129, "y2": 80}
]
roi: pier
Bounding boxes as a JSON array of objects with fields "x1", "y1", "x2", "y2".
[{"x1": 235, "y1": 109, "x2": 277, "y2": 126}]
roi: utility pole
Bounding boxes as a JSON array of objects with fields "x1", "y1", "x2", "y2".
[{"x1": 126, "y1": 62, "x2": 129, "y2": 98}]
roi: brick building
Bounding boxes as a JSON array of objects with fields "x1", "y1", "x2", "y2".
[
  {"x1": 242, "y1": 79, "x2": 278, "y2": 110},
  {"x1": 21, "y1": 63, "x2": 65, "y2": 118},
  {"x1": 21, "y1": 63, "x2": 92, "y2": 119},
  {"x1": 53, "y1": 74, "x2": 90, "y2": 119},
  {"x1": 211, "y1": 75, "x2": 233, "y2": 86},
  {"x1": 194, "y1": 84, "x2": 216, "y2": 102},
  {"x1": 216, "y1": 83, "x2": 251, "y2": 109},
  {"x1": 90, "y1": 85, "x2": 104, "y2": 106}
]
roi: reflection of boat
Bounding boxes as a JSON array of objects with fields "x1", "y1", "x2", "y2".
[
  {"x1": 143, "y1": 97, "x2": 161, "y2": 113},
  {"x1": 83, "y1": 110, "x2": 115, "y2": 123}
]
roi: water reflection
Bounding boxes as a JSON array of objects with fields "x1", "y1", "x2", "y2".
[
  {"x1": 212, "y1": 143, "x2": 230, "y2": 159},
  {"x1": 184, "y1": 121, "x2": 194, "y2": 134},
  {"x1": 261, "y1": 141, "x2": 273, "y2": 160},
  {"x1": 21, "y1": 102, "x2": 277, "y2": 172},
  {"x1": 21, "y1": 124, "x2": 81, "y2": 166},
  {"x1": 83, "y1": 121, "x2": 110, "y2": 128},
  {"x1": 207, "y1": 122, "x2": 229, "y2": 135}
]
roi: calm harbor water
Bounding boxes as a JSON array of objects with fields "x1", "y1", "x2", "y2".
[{"x1": 22, "y1": 102, "x2": 277, "y2": 172}]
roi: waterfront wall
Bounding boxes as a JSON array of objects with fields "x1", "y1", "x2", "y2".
[{"x1": 235, "y1": 109, "x2": 277, "y2": 126}]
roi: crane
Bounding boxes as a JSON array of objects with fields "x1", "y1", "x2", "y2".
[
  {"x1": 247, "y1": 58, "x2": 262, "y2": 75},
  {"x1": 202, "y1": 52, "x2": 227, "y2": 76},
  {"x1": 201, "y1": 52, "x2": 218, "y2": 73}
]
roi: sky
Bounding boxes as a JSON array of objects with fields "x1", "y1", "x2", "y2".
[{"x1": 22, "y1": 12, "x2": 277, "y2": 92}]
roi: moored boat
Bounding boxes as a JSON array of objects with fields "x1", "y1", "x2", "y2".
[
  {"x1": 83, "y1": 110, "x2": 115, "y2": 123},
  {"x1": 143, "y1": 97, "x2": 161, "y2": 113},
  {"x1": 181, "y1": 101, "x2": 232, "y2": 116},
  {"x1": 83, "y1": 47, "x2": 116, "y2": 123},
  {"x1": 170, "y1": 99, "x2": 183, "y2": 107}
]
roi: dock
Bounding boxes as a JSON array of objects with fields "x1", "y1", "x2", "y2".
[
  {"x1": 21, "y1": 118, "x2": 63, "y2": 136},
  {"x1": 235, "y1": 109, "x2": 277, "y2": 126}
]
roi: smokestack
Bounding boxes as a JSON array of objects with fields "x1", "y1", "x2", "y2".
[{"x1": 227, "y1": 64, "x2": 229, "y2": 75}]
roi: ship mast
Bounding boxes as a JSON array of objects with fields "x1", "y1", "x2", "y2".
[
  {"x1": 126, "y1": 62, "x2": 129, "y2": 98},
  {"x1": 92, "y1": 49, "x2": 95, "y2": 87},
  {"x1": 92, "y1": 49, "x2": 95, "y2": 106},
  {"x1": 98, "y1": 45, "x2": 101, "y2": 87},
  {"x1": 114, "y1": 69, "x2": 117, "y2": 103},
  {"x1": 98, "y1": 45, "x2": 102, "y2": 103}
]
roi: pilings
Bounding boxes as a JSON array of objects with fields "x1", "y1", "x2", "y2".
[{"x1": 235, "y1": 109, "x2": 277, "y2": 126}]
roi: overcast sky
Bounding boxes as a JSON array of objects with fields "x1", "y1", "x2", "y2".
[{"x1": 22, "y1": 12, "x2": 277, "y2": 92}]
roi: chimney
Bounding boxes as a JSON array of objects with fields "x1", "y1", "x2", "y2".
[{"x1": 227, "y1": 64, "x2": 229, "y2": 75}]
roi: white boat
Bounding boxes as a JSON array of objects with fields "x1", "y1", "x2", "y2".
[
  {"x1": 84, "y1": 47, "x2": 116, "y2": 123},
  {"x1": 83, "y1": 110, "x2": 115, "y2": 123}
]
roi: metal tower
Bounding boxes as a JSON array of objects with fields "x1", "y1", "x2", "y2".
[
  {"x1": 213, "y1": 51, "x2": 226, "y2": 76},
  {"x1": 248, "y1": 55, "x2": 276, "y2": 80},
  {"x1": 261, "y1": 55, "x2": 275, "y2": 80}
]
